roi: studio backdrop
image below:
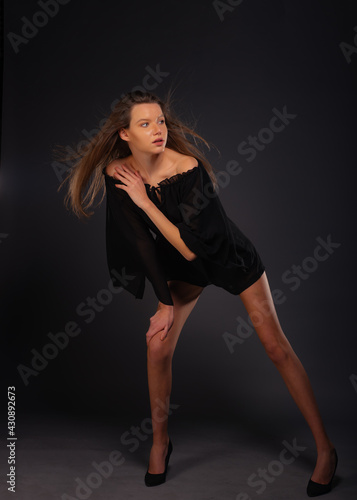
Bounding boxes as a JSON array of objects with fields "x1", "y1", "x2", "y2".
[{"x1": 1, "y1": 0, "x2": 357, "y2": 444}]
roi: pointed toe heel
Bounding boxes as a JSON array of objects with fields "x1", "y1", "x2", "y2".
[
  {"x1": 144, "y1": 440, "x2": 173, "y2": 487},
  {"x1": 307, "y1": 449, "x2": 338, "y2": 497}
]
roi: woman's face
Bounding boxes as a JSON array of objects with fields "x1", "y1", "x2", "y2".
[{"x1": 120, "y1": 103, "x2": 168, "y2": 154}]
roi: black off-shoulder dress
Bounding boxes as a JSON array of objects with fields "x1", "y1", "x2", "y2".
[{"x1": 102, "y1": 159, "x2": 265, "y2": 306}]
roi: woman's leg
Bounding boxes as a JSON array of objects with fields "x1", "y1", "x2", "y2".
[
  {"x1": 146, "y1": 280, "x2": 204, "y2": 474},
  {"x1": 239, "y1": 271, "x2": 336, "y2": 484}
]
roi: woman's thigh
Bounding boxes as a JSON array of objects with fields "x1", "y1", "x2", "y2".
[
  {"x1": 148, "y1": 281, "x2": 204, "y2": 355},
  {"x1": 238, "y1": 271, "x2": 290, "y2": 350}
]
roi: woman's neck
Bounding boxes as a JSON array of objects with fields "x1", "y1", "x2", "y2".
[{"x1": 128, "y1": 148, "x2": 176, "y2": 183}]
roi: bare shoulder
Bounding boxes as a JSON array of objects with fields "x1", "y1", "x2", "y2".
[
  {"x1": 175, "y1": 154, "x2": 199, "y2": 174},
  {"x1": 104, "y1": 157, "x2": 130, "y2": 177}
]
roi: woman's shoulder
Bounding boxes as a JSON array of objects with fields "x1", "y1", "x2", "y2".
[
  {"x1": 168, "y1": 150, "x2": 199, "y2": 174},
  {"x1": 103, "y1": 156, "x2": 131, "y2": 177},
  {"x1": 176, "y1": 156, "x2": 199, "y2": 174}
]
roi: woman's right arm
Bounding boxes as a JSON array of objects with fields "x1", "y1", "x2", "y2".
[{"x1": 103, "y1": 168, "x2": 174, "y2": 340}]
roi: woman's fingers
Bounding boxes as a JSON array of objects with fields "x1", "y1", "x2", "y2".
[
  {"x1": 116, "y1": 163, "x2": 135, "y2": 177},
  {"x1": 114, "y1": 165, "x2": 128, "y2": 180},
  {"x1": 114, "y1": 164, "x2": 142, "y2": 185},
  {"x1": 160, "y1": 325, "x2": 168, "y2": 341},
  {"x1": 145, "y1": 319, "x2": 159, "y2": 343},
  {"x1": 113, "y1": 165, "x2": 135, "y2": 189},
  {"x1": 145, "y1": 308, "x2": 174, "y2": 345},
  {"x1": 146, "y1": 321, "x2": 163, "y2": 342},
  {"x1": 146, "y1": 326, "x2": 162, "y2": 345}
]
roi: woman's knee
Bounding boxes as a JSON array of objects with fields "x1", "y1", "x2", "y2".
[
  {"x1": 147, "y1": 336, "x2": 175, "y2": 365},
  {"x1": 262, "y1": 336, "x2": 292, "y2": 366}
]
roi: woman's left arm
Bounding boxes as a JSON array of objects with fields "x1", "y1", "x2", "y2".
[
  {"x1": 114, "y1": 164, "x2": 197, "y2": 262},
  {"x1": 141, "y1": 201, "x2": 197, "y2": 261}
]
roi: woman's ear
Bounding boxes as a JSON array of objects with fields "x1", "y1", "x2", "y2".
[{"x1": 119, "y1": 128, "x2": 129, "y2": 142}]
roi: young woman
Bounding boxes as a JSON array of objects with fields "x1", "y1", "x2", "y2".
[{"x1": 60, "y1": 90, "x2": 337, "y2": 495}]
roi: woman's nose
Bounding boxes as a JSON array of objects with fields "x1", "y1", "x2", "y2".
[{"x1": 153, "y1": 123, "x2": 161, "y2": 134}]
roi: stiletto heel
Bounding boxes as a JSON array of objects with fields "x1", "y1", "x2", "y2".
[
  {"x1": 144, "y1": 440, "x2": 173, "y2": 487},
  {"x1": 307, "y1": 449, "x2": 338, "y2": 497}
]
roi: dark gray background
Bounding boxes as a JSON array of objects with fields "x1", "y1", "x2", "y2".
[{"x1": 1, "y1": 1, "x2": 357, "y2": 498}]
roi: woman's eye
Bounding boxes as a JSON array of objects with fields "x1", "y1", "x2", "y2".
[{"x1": 140, "y1": 119, "x2": 164, "y2": 127}]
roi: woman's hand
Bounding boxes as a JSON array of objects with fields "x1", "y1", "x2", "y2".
[
  {"x1": 114, "y1": 163, "x2": 150, "y2": 210},
  {"x1": 145, "y1": 303, "x2": 174, "y2": 345}
]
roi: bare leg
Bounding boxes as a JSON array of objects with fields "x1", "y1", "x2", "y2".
[
  {"x1": 239, "y1": 271, "x2": 336, "y2": 484},
  {"x1": 146, "y1": 281, "x2": 203, "y2": 473}
]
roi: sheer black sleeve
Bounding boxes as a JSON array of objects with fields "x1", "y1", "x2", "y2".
[
  {"x1": 102, "y1": 170, "x2": 174, "y2": 306},
  {"x1": 175, "y1": 163, "x2": 247, "y2": 269}
]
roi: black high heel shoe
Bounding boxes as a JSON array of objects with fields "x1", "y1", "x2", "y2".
[
  {"x1": 144, "y1": 440, "x2": 173, "y2": 487},
  {"x1": 307, "y1": 449, "x2": 338, "y2": 497}
]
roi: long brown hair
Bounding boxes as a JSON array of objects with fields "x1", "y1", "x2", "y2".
[{"x1": 57, "y1": 90, "x2": 218, "y2": 218}]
